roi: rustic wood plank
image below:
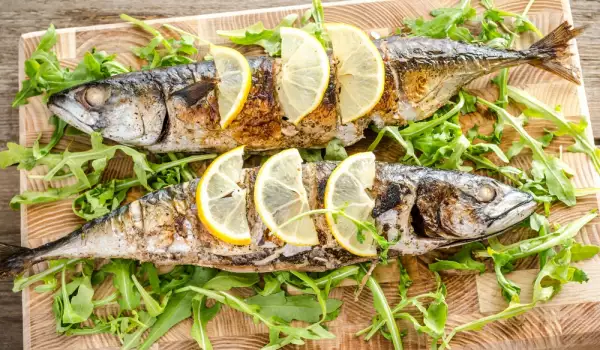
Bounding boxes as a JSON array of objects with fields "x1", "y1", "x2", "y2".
[{"x1": 1, "y1": 0, "x2": 599, "y2": 349}]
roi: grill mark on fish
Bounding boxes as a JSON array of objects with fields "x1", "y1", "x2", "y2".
[{"x1": 0, "y1": 163, "x2": 537, "y2": 277}]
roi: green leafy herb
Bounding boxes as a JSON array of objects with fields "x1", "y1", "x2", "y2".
[
  {"x1": 218, "y1": 0, "x2": 329, "y2": 56},
  {"x1": 191, "y1": 296, "x2": 220, "y2": 350},
  {"x1": 60, "y1": 267, "x2": 95, "y2": 324},
  {"x1": 202, "y1": 271, "x2": 259, "y2": 291},
  {"x1": 478, "y1": 97, "x2": 576, "y2": 206},
  {"x1": 13, "y1": 258, "x2": 80, "y2": 292},
  {"x1": 508, "y1": 86, "x2": 600, "y2": 174},
  {"x1": 121, "y1": 312, "x2": 157, "y2": 350},
  {"x1": 428, "y1": 242, "x2": 487, "y2": 273},
  {"x1": 217, "y1": 15, "x2": 299, "y2": 56},
  {"x1": 177, "y1": 286, "x2": 336, "y2": 350},
  {"x1": 361, "y1": 265, "x2": 403, "y2": 350},
  {"x1": 139, "y1": 267, "x2": 218, "y2": 350},
  {"x1": 13, "y1": 24, "x2": 129, "y2": 107},
  {"x1": 121, "y1": 14, "x2": 199, "y2": 69},
  {"x1": 73, "y1": 153, "x2": 214, "y2": 220},
  {"x1": 101, "y1": 259, "x2": 141, "y2": 311},
  {"x1": 404, "y1": 0, "x2": 476, "y2": 41},
  {"x1": 369, "y1": 93, "x2": 465, "y2": 167},
  {"x1": 132, "y1": 274, "x2": 171, "y2": 317},
  {"x1": 324, "y1": 139, "x2": 348, "y2": 161},
  {"x1": 245, "y1": 291, "x2": 342, "y2": 323}
]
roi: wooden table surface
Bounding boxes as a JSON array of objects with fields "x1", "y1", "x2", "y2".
[{"x1": 0, "y1": 0, "x2": 598, "y2": 348}]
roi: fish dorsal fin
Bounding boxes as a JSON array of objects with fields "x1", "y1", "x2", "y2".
[{"x1": 172, "y1": 80, "x2": 217, "y2": 106}]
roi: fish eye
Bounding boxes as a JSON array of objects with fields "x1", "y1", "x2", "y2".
[
  {"x1": 477, "y1": 185, "x2": 496, "y2": 202},
  {"x1": 84, "y1": 87, "x2": 109, "y2": 107}
]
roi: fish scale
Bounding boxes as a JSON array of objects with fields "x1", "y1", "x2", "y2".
[
  {"x1": 47, "y1": 22, "x2": 582, "y2": 153},
  {"x1": 0, "y1": 162, "x2": 536, "y2": 276}
]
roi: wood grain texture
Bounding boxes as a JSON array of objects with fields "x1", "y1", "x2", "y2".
[{"x1": 0, "y1": 0, "x2": 599, "y2": 349}]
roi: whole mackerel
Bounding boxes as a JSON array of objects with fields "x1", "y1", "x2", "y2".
[
  {"x1": 47, "y1": 22, "x2": 582, "y2": 153},
  {"x1": 0, "y1": 163, "x2": 536, "y2": 276}
]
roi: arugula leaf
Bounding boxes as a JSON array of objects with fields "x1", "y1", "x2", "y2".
[
  {"x1": 314, "y1": 265, "x2": 360, "y2": 289},
  {"x1": 404, "y1": 0, "x2": 475, "y2": 41},
  {"x1": 60, "y1": 267, "x2": 95, "y2": 324},
  {"x1": 508, "y1": 86, "x2": 600, "y2": 175},
  {"x1": 397, "y1": 260, "x2": 413, "y2": 299},
  {"x1": 73, "y1": 153, "x2": 213, "y2": 220},
  {"x1": 13, "y1": 258, "x2": 80, "y2": 292},
  {"x1": 301, "y1": 0, "x2": 330, "y2": 48},
  {"x1": 101, "y1": 259, "x2": 141, "y2": 311},
  {"x1": 298, "y1": 148, "x2": 323, "y2": 162},
  {"x1": 256, "y1": 274, "x2": 283, "y2": 296},
  {"x1": 131, "y1": 274, "x2": 171, "y2": 317},
  {"x1": 217, "y1": 14, "x2": 298, "y2": 56},
  {"x1": 13, "y1": 24, "x2": 129, "y2": 106},
  {"x1": 33, "y1": 116, "x2": 68, "y2": 160},
  {"x1": 361, "y1": 266, "x2": 403, "y2": 350},
  {"x1": 369, "y1": 93, "x2": 465, "y2": 167},
  {"x1": 202, "y1": 271, "x2": 259, "y2": 291},
  {"x1": 428, "y1": 242, "x2": 487, "y2": 273},
  {"x1": 191, "y1": 296, "x2": 220, "y2": 350},
  {"x1": 570, "y1": 243, "x2": 600, "y2": 262},
  {"x1": 177, "y1": 286, "x2": 336, "y2": 350},
  {"x1": 245, "y1": 291, "x2": 342, "y2": 323},
  {"x1": 478, "y1": 97, "x2": 576, "y2": 206},
  {"x1": 290, "y1": 271, "x2": 329, "y2": 323},
  {"x1": 121, "y1": 312, "x2": 157, "y2": 350},
  {"x1": 324, "y1": 139, "x2": 348, "y2": 161},
  {"x1": 121, "y1": 14, "x2": 198, "y2": 69},
  {"x1": 139, "y1": 267, "x2": 218, "y2": 350},
  {"x1": 474, "y1": 211, "x2": 597, "y2": 261}
]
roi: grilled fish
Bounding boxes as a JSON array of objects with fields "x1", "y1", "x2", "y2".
[
  {"x1": 47, "y1": 22, "x2": 582, "y2": 153},
  {"x1": 0, "y1": 162, "x2": 536, "y2": 276}
]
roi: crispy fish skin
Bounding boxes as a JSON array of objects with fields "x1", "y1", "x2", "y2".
[
  {"x1": 0, "y1": 163, "x2": 536, "y2": 276},
  {"x1": 47, "y1": 23, "x2": 582, "y2": 153}
]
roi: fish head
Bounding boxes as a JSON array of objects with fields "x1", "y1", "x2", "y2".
[
  {"x1": 47, "y1": 75, "x2": 167, "y2": 146},
  {"x1": 414, "y1": 171, "x2": 537, "y2": 240}
]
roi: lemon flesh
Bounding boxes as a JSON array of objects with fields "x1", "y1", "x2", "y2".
[
  {"x1": 277, "y1": 27, "x2": 330, "y2": 125},
  {"x1": 196, "y1": 146, "x2": 251, "y2": 245},
  {"x1": 324, "y1": 152, "x2": 377, "y2": 256},
  {"x1": 325, "y1": 23, "x2": 385, "y2": 124},
  {"x1": 211, "y1": 45, "x2": 252, "y2": 128},
  {"x1": 254, "y1": 149, "x2": 319, "y2": 246}
]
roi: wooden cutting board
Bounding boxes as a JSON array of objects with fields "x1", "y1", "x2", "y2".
[{"x1": 17, "y1": 0, "x2": 600, "y2": 348}]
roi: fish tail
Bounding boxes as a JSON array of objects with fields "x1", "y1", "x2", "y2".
[
  {"x1": 527, "y1": 21, "x2": 585, "y2": 84},
  {"x1": 0, "y1": 243, "x2": 36, "y2": 278}
]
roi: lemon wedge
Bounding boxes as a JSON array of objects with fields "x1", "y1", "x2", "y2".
[
  {"x1": 324, "y1": 152, "x2": 377, "y2": 256},
  {"x1": 211, "y1": 45, "x2": 252, "y2": 128},
  {"x1": 254, "y1": 149, "x2": 319, "y2": 246},
  {"x1": 277, "y1": 27, "x2": 330, "y2": 125},
  {"x1": 325, "y1": 23, "x2": 385, "y2": 123},
  {"x1": 196, "y1": 146, "x2": 250, "y2": 245}
]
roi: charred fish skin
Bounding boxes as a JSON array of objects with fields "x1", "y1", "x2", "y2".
[
  {"x1": 0, "y1": 163, "x2": 536, "y2": 277},
  {"x1": 47, "y1": 22, "x2": 582, "y2": 153}
]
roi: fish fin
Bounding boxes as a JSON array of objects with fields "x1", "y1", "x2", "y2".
[
  {"x1": 172, "y1": 80, "x2": 217, "y2": 106},
  {"x1": 0, "y1": 243, "x2": 35, "y2": 279},
  {"x1": 529, "y1": 21, "x2": 586, "y2": 85}
]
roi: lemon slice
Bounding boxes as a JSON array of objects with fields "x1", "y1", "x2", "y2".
[
  {"x1": 211, "y1": 45, "x2": 252, "y2": 128},
  {"x1": 324, "y1": 152, "x2": 377, "y2": 256},
  {"x1": 277, "y1": 27, "x2": 330, "y2": 125},
  {"x1": 325, "y1": 23, "x2": 385, "y2": 123},
  {"x1": 196, "y1": 146, "x2": 250, "y2": 245},
  {"x1": 254, "y1": 149, "x2": 319, "y2": 246}
]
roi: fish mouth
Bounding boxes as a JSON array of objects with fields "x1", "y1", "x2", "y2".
[
  {"x1": 485, "y1": 192, "x2": 537, "y2": 234},
  {"x1": 48, "y1": 94, "x2": 97, "y2": 135}
]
